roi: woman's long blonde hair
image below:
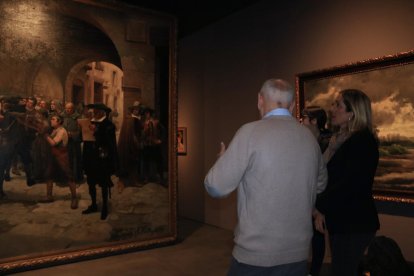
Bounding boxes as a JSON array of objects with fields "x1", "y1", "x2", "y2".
[{"x1": 340, "y1": 89, "x2": 373, "y2": 133}]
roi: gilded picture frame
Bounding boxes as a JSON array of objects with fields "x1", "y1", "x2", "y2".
[
  {"x1": 296, "y1": 50, "x2": 414, "y2": 204},
  {"x1": 0, "y1": 0, "x2": 177, "y2": 273}
]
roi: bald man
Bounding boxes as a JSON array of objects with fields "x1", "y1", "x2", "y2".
[{"x1": 204, "y1": 79, "x2": 327, "y2": 275}]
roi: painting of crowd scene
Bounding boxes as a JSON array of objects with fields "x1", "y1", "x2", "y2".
[
  {"x1": 0, "y1": 0, "x2": 175, "y2": 268},
  {"x1": 0, "y1": 75, "x2": 170, "y2": 261},
  {"x1": 299, "y1": 57, "x2": 414, "y2": 196}
]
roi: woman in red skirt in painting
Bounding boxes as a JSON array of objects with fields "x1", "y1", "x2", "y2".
[{"x1": 43, "y1": 114, "x2": 78, "y2": 209}]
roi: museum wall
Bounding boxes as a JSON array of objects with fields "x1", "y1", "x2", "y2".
[{"x1": 177, "y1": 0, "x2": 414, "y2": 260}]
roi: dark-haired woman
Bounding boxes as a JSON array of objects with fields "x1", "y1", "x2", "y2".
[
  {"x1": 314, "y1": 89, "x2": 380, "y2": 276},
  {"x1": 302, "y1": 106, "x2": 332, "y2": 276}
]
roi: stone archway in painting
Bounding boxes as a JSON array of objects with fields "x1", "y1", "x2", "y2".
[
  {"x1": 65, "y1": 60, "x2": 125, "y2": 132},
  {"x1": 58, "y1": 7, "x2": 150, "y2": 119},
  {"x1": 30, "y1": 63, "x2": 64, "y2": 101}
]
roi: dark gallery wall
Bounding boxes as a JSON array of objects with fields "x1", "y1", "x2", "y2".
[{"x1": 177, "y1": 0, "x2": 414, "y2": 260}]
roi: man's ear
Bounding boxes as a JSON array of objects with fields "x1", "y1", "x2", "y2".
[
  {"x1": 258, "y1": 93, "x2": 266, "y2": 118},
  {"x1": 310, "y1": 118, "x2": 318, "y2": 126},
  {"x1": 257, "y1": 93, "x2": 263, "y2": 110}
]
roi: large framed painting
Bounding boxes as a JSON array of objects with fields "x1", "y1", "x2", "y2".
[
  {"x1": 296, "y1": 50, "x2": 414, "y2": 204},
  {"x1": 0, "y1": 0, "x2": 177, "y2": 273}
]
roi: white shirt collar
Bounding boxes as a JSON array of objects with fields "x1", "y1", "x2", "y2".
[
  {"x1": 263, "y1": 108, "x2": 292, "y2": 118},
  {"x1": 91, "y1": 115, "x2": 106, "y2": 122}
]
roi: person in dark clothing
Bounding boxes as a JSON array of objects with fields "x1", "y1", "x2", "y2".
[
  {"x1": 142, "y1": 107, "x2": 165, "y2": 185},
  {"x1": 302, "y1": 106, "x2": 332, "y2": 153},
  {"x1": 31, "y1": 108, "x2": 51, "y2": 183},
  {"x1": 82, "y1": 103, "x2": 118, "y2": 220},
  {"x1": 3, "y1": 97, "x2": 27, "y2": 182},
  {"x1": 61, "y1": 102, "x2": 83, "y2": 183},
  {"x1": 20, "y1": 96, "x2": 38, "y2": 186},
  {"x1": 314, "y1": 89, "x2": 380, "y2": 276},
  {"x1": 301, "y1": 106, "x2": 332, "y2": 276},
  {"x1": 363, "y1": 236, "x2": 414, "y2": 276},
  {"x1": 2, "y1": 97, "x2": 37, "y2": 187},
  {"x1": 0, "y1": 98, "x2": 23, "y2": 198},
  {"x1": 117, "y1": 101, "x2": 143, "y2": 191}
]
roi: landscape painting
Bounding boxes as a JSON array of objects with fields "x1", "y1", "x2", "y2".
[{"x1": 296, "y1": 51, "x2": 414, "y2": 202}]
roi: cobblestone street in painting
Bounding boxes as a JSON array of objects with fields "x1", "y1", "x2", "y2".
[{"x1": 0, "y1": 174, "x2": 169, "y2": 260}]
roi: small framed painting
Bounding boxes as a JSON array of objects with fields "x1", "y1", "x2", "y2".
[{"x1": 177, "y1": 127, "x2": 187, "y2": 155}]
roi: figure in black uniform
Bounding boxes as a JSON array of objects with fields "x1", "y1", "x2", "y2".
[{"x1": 81, "y1": 103, "x2": 118, "y2": 220}]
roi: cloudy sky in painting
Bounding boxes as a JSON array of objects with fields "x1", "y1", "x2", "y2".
[{"x1": 304, "y1": 63, "x2": 414, "y2": 139}]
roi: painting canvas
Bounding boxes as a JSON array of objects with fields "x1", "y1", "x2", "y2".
[
  {"x1": 0, "y1": 0, "x2": 177, "y2": 273},
  {"x1": 177, "y1": 127, "x2": 187, "y2": 155},
  {"x1": 296, "y1": 51, "x2": 414, "y2": 203}
]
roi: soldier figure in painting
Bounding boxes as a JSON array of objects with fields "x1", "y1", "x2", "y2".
[
  {"x1": 117, "y1": 101, "x2": 144, "y2": 191},
  {"x1": 82, "y1": 103, "x2": 119, "y2": 220},
  {"x1": 0, "y1": 97, "x2": 22, "y2": 198}
]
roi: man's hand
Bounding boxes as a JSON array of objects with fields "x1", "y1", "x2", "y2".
[
  {"x1": 218, "y1": 142, "x2": 226, "y2": 157},
  {"x1": 313, "y1": 209, "x2": 326, "y2": 234}
]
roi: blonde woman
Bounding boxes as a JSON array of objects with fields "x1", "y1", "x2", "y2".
[{"x1": 314, "y1": 89, "x2": 380, "y2": 276}]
